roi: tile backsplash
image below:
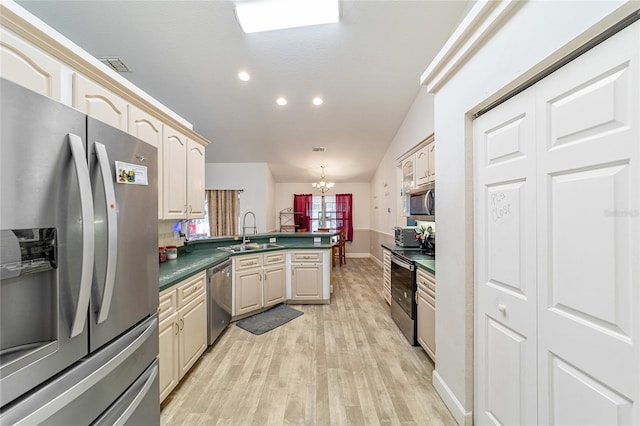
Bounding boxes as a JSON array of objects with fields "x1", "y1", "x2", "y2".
[{"x1": 158, "y1": 220, "x2": 185, "y2": 248}]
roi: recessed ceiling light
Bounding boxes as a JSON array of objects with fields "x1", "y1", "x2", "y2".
[
  {"x1": 276, "y1": 97, "x2": 287, "y2": 106},
  {"x1": 238, "y1": 71, "x2": 250, "y2": 81},
  {"x1": 312, "y1": 97, "x2": 323, "y2": 106},
  {"x1": 235, "y1": 0, "x2": 340, "y2": 34}
]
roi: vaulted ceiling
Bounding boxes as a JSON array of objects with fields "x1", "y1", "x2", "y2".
[{"x1": 17, "y1": 0, "x2": 470, "y2": 182}]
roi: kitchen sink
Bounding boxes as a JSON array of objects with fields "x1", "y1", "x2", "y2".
[{"x1": 217, "y1": 243, "x2": 282, "y2": 253}]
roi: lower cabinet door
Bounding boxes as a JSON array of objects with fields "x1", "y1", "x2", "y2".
[
  {"x1": 158, "y1": 312, "x2": 179, "y2": 402},
  {"x1": 235, "y1": 268, "x2": 263, "y2": 315},
  {"x1": 263, "y1": 265, "x2": 285, "y2": 307},
  {"x1": 417, "y1": 289, "x2": 436, "y2": 360},
  {"x1": 178, "y1": 294, "x2": 207, "y2": 379},
  {"x1": 291, "y1": 264, "x2": 322, "y2": 299}
]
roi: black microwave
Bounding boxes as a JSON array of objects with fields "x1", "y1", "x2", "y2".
[{"x1": 409, "y1": 185, "x2": 435, "y2": 220}]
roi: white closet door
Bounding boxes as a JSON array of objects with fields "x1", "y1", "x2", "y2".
[
  {"x1": 536, "y1": 22, "x2": 639, "y2": 425},
  {"x1": 474, "y1": 89, "x2": 538, "y2": 425}
]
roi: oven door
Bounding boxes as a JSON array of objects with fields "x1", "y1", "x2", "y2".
[{"x1": 390, "y1": 254, "x2": 415, "y2": 319}]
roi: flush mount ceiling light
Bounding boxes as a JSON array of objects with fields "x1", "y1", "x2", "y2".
[
  {"x1": 312, "y1": 97, "x2": 323, "y2": 106},
  {"x1": 276, "y1": 97, "x2": 287, "y2": 106},
  {"x1": 238, "y1": 71, "x2": 250, "y2": 81},
  {"x1": 235, "y1": 0, "x2": 340, "y2": 34},
  {"x1": 312, "y1": 165, "x2": 334, "y2": 194}
]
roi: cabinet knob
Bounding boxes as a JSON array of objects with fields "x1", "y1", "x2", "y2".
[{"x1": 497, "y1": 303, "x2": 507, "y2": 315}]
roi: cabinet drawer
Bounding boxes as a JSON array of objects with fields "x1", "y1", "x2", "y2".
[
  {"x1": 264, "y1": 252, "x2": 285, "y2": 265},
  {"x1": 291, "y1": 251, "x2": 322, "y2": 262},
  {"x1": 234, "y1": 254, "x2": 263, "y2": 271},
  {"x1": 417, "y1": 269, "x2": 435, "y2": 289},
  {"x1": 177, "y1": 272, "x2": 205, "y2": 307},
  {"x1": 158, "y1": 288, "x2": 177, "y2": 321}
]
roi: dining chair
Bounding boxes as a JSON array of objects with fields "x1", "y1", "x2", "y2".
[{"x1": 333, "y1": 229, "x2": 346, "y2": 267}]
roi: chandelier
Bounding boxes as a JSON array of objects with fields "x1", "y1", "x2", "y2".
[{"x1": 312, "y1": 165, "x2": 334, "y2": 194}]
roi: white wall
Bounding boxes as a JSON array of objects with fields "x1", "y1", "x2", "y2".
[
  {"x1": 205, "y1": 162, "x2": 273, "y2": 234},
  {"x1": 265, "y1": 165, "x2": 276, "y2": 231},
  {"x1": 370, "y1": 86, "x2": 435, "y2": 240},
  {"x1": 425, "y1": 0, "x2": 635, "y2": 422}
]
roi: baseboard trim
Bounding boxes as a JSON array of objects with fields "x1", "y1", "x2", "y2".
[
  {"x1": 432, "y1": 370, "x2": 473, "y2": 426},
  {"x1": 346, "y1": 253, "x2": 370, "y2": 259},
  {"x1": 369, "y1": 255, "x2": 383, "y2": 267}
]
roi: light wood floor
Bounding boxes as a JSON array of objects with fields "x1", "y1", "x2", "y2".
[{"x1": 160, "y1": 258, "x2": 455, "y2": 425}]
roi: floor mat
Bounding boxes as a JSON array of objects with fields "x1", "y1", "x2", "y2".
[{"x1": 235, "y1": 304, "x2": 303, "y2": 335}]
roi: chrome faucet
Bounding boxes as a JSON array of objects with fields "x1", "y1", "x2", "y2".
[{"x1": 241, "y1": 211, "x2": 257, "y2": 244}]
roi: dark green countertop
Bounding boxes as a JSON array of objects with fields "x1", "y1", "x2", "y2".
[
  {"x1": 381, "y1": 243, "x2": 436, "y2": 275},
  {"x1": 160, "y1": 234, "x2": 334, "y2": 292}
]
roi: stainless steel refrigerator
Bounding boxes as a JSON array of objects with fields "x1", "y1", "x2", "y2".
[{"x1": 0, "y1": 78, "x2": 160, "y2": 424}]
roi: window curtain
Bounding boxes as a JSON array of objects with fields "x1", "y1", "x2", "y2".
[
  {"x1": 293, "y1": 194, "x2": 312, "y2": 232},
  {"x1": 336, "y1": 193, "x2": 353, "y2": 241},
  {"x1": 207, "y1": 190, "x2": 239, "y2": 236}
]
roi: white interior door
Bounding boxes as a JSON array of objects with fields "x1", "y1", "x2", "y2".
[
  {"x1": 474, "y1": 89, "x2": 538, "y2": 425},
  {"x1": 536, "y1": 21, "x2": 639, "y2": 426},
  {"x1": 474, "y1": 20, "x2": 639, "y2": 426}
]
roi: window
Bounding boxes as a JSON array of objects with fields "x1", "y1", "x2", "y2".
[
  {"x1": 185, "y1": 196, "x2": 210, "y2": 240},
  {"x1": 310, "y1": 195, "x2": 336, "y2": 231}
]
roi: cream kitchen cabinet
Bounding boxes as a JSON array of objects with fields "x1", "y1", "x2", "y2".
[
  {"x1": 290, "y1": 251, "x2": 324, "y2": 302},
  {"x1": 233, "y1": 252, "x2": 286, "y2": 317},
  {"x1": 158, "y1": 272, "x2": 207, "y2": 402},
  {"x1": 400, "y1": 134, "x2": 436, "y2": 205},
  {"x1": 415, "y1": 145, "x2": 429, "y2": 187},
  {"x1": 186, "y1": 139, "x2": 205, "y2": 218},
  {"x1": 382, "y1": 249, "x2": 391, "y2": 305},
  {"x1": 234, "y1": 255, "x2": 263, "y2": 317},
  {"x1": 263, "y1": 252, "x2": 286, "y2": 307},
  {"x1": 73, "y1": 73, "x2": 128, "y2": 131},
  {"x1": 162, "y1": 125, "x2": 205, "y2": 220},
  {"x1": 416, "y1": 268, "x2": 436, "y2": 361},
  {"x1": 128, "y1": 104, "x2": 164, "y2": 218},
  {"x1": 0, "y1": 28, "x2": 62, "y2": 100},
  {"x1": 426, "y1": 141, "x2": 435, "y2": 182}
]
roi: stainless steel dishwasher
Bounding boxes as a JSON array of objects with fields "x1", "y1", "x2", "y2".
[{"x1": 206, "y1": 259, "x2": 232, "y2": 345}]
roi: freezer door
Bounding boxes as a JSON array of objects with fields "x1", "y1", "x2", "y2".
[
  {"x1": 93, "y1": 359, "x2": 160, "y2": 426},
  {"x1": 87, "y1": 118, "x2": 159, "y2": 352},
  {"x1": 0, "y1": 79, "x2": 90, "y2": 407},
  {"x1": 0, "y1": 315, "x2": 159, "y2": 425}
]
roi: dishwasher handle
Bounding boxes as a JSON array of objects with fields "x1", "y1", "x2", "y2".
[{"x1": 207, "y1": 260, "x2": 232, "y2": 278}]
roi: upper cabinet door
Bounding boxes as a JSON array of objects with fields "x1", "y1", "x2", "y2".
[
  {"x1": 415, "y1": 146, "x2": 429, "y2": 187},
  {"x1": 427, "y1": 141, "x2": 435, "y2": 183},
  {"x1": 128, "y1": 105, "x2": 162, "y2": 148},
  {"x1": 73, "y1": 73, "x2": 127, "y2": 131},
  {"x1": 402, "y1": 157, "x2": 414, "y2": 190},
  {"x1": 128, "y1": 105, "x2": 163, "y2": 218},
  {"x1": 162, "y1": 125, "x2": 188, "y2": 219},
  {"x1": 186, "y1": 140, "x2": 205, "y2": 219},
  {"x1": 0, "y1": 29, "x2": 62, "y2": 100}
]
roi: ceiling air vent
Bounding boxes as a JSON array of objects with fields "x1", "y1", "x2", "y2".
[
  {"x1": 99, "y1": 57, "x2": 131, "y2": 73},
  {"x1": 312, "y1": 147, "x2": 326, "y2": 152}
]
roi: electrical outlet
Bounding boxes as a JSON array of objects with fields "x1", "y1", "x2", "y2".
[{"x1": 269, "y1": 237, "x2": 276, "y2": 243}]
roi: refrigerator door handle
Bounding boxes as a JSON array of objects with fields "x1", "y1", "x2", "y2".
[
  {"x1": 94, "y1": 141, "x2": 118, "y2": 324},
  {"x1": 68, "y1": 133, "x2": 95, "y2": 338}
]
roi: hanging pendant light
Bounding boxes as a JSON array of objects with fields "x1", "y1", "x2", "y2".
[{"x1": 312, "y1": 165, "x2": 334, "y2": 194}]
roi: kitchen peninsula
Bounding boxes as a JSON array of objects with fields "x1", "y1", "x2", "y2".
[{"x1": 157, "y1": 231, "x2": 335, "y2": 401}]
